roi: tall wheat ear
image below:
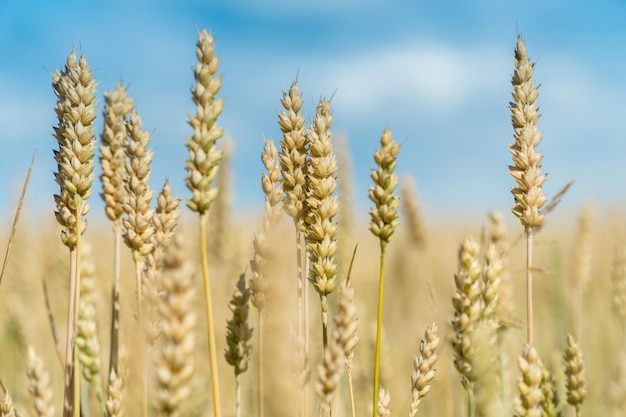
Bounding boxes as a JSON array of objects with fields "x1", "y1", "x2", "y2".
[
  {"x1": 276, "y1": 80, "x2": 309, "y2": 417},
  {"x1": 409, "y1": 323, "x2": 440, "y2": 417},
  {"x1": 564, "y1": 334, "x2": 587, "y2": 416},
  {"x1": 508, "y1": 35, "x2": 547, "y2": 346},
  {"x1": 184, "y1": 28, "x2": 224, "y2": 417},
  {"x1": 369, "y1": 128, "x2": 400, "y2": 416},
  {"x1": 52, "y1": 48, "x2": 97, "y2": 417},
  {"x1": 305, "y1": 98, "x2": 339, "y2": 350}
]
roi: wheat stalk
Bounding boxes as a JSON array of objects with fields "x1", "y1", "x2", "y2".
[
  {"x1": 369, "y1": 128, "x2": 400, "y2": 416},
  {"x1": 508, "y1": 35, "x2": 547, "y2": 346},
  {"x1": 184, "y1": 28, "x2": 224, "y2": 417},
  {"x1": 52, "y1": 49, "x2": 97, "y2": 417}
]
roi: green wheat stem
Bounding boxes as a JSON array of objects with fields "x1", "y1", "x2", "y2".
[
  {"x1": 372, "y1": 243, "x2": 387, "y2": 417},
  {"x1": 200, "y1": 212, "x2": 222, "y2": 417}
]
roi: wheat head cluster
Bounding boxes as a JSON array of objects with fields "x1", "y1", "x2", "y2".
[{"x1": 1, "y1": 27, "x2": 625, "y2": 417}]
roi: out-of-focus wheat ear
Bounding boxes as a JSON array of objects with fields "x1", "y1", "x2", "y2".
[
  {"x1": 76, "y1": 243, "x2": 104, "y2": 404},
  {"x1": 209, "y1": 140, "x2": 233, "y2": 263},
  {"x1": 409, "y1": 323, "x2": 440, "y2": 417},
  {"x1": 0, "y1": 389, "x2": 16, "y2": 417},
  {"x1": 225, "y1": 273, "x2": 253, "y2": 417},
  {"x1": 607, "y1": 350, "x2": 626, "y2": 417},
  {"x1": 100, "y1": 82, "x2": 134, "y2": 377},
  {"x1": 482, "y1": 244, "x2": 503, "y2": 325},
  {"x1": 184, "y1": 29, "x2": 224, "y2": 215},
  {"x1": 184, "y1": 28, "x2": 224, "y2": 417},
  {"x1": 369, "y1": 128, "x2": 400, "y2": 416},
  {"x1": 26, "y1": 346, "x2": 55, "y2": 417},
  {"x1": 508, "y1": 35, "x2": 547, "y2": 346},
  {"x1": 401, "y1": 176, "x2": 426, "y2": 248},
  {"x1": 451, "y1": 236, "x2": 483, "y2": 387},
  {"x1": 612, "y1": 245, "x2": 626, "y2": 339},
  {"x1": 486, "y1": 211, "x2": 514, "y2": 327},
  {"x1": 250, "y1": 138, "x2": 283, "y2": 312},
  {"x1": 106, "y1": 369, "x2": 125, "y2": 417},
  {"x1": 145, "y1": 180, "x2": 181, "y2": 345},
  {"x1": 250, "y1": 138, "x2": 283, "y2": 417},
  {"x1": 335, "y1": 247, "x2": 359, "y2": 417},
  {"x1": 316, "y1": 329, "x2": 344, "y2": 417},
  {"x1": 225, "y1": 273, "x2": 254, "y2": 376},
  {"x1": 154, "y1": 234, "x2": 196, "y2": 417},
  {"x1": 571, "y1": 204, "x2": 594, "y2": 338},
  {"x1": 336, "y1": 134, "x2": 356, "y2": 273},
  {"x1": 376, "y1": 387, "x2": 391, "y2": 417},
  {"x1": 539, "y1": 362, "x2": 560, "y2": 417},
  {"x1": 52, "y1": 49, "x2": 97, "y2": 417},
  {"x1": 564, "y1": 334, "x2": 587, "y2": 414},
  {"x1": 305, "y1": 98, "x2": 339, "y2": 350},
  {"x1": 513, "y1": 344, "x2": 543, "y2": 417},
  {"x1": 488, "y1": 211, "x2": 509, "y2": 250}
]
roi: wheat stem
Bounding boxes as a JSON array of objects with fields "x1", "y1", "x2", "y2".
[
  {"x1": 200, "y1": 212, "x2": 221, "y2": 417},
  {"x1": 372, "y1": 244, "x2": 386, "y2": 416}
]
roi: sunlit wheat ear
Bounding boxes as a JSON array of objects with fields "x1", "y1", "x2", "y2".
[
  {"x1": 250, "y1": 138, "x2": 283, "y2": 311},
  {"x1": 513, "y1": 344, "x2": 543, "y2": 417},
  {"x1": 488, "y1": 210, "x2": 509, "y2": 250},
  {"x1": 451, "y1": 235, "x2": 483, "y2": 384},
  {"x1": 409, "y1": 323, "x2": 440, "y2": 417},
  {"x1": 76, "y1": 243, "x2": 103, "y2": 401},
  {"x1": 376, "y1": 387, "x2": 391, "y2": 417},
  {"x1": 564, "y1": 334, "x2": 587, "y2": 412},
  {"x1": 482, "y1": 244, "x2": 503, "y2": 325},
  {"x1": 278, "y1": 81, "x2": 308, "y2": 228},
  {"x1": 305, "y1": 98, "x2": 339, "y2": 336},
  {"x1": 508, "y1": 35, "x2": 547, "y2": 231},
  {"x1": 155, "y1": 234, "x2": 196, "y2": 417},
  {"x1": 122, "y1": 111, "x2": 155, "y2": 261},
  {"x1": 52, "y1": 50, "x2": 97, "y2": 248},
  {"x1": 100, "y1": 81, "x2": 133, "y2": 224},
  {"x1": 26, "y1": 347, "x2": 55, "y2": 417},
  {"x1": 369, "y1": 129, "x2": 401, "y2": 247},
  {"x1": 185, "y1": 29, "x2": 224, "y2": 214},
  {"x1": 106, "y1": 369, "x2": 125, "y2": 417},
  {"x1": 401, "y1": 177, "x2": 426, "y2": 248}
]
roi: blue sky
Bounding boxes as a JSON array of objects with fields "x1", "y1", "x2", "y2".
[{"x1": 1, "y1": 0, "x2": 625, "y2": 225}]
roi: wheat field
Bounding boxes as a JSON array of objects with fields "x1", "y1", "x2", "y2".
[{"x1": 0, "y1": 28, "x2": 624, "y2": 417}]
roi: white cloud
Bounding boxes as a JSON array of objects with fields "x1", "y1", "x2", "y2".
[{"x1": 316, "y1": 41, "x2": 510, "y2": 117}]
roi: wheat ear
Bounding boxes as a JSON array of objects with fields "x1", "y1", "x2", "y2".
[
  {"x1": 513, "y1": 344, "x2": 543, "y2": 417},
  {"x1": 122, "y1": 110, "x2": 155, "y2": 417},
  {"x1": 52, "y1": 49, "x2": 97, "y2": 417},
  {"x1": 225, "y1": 273, "x2": 254, "y2": 417},
  {"x1": 564, "y1": 334, "x2": 587, "y2": 416},
  {"x1": 305, "y1": 98, "x2": 339, "y2": 350},
  {"x1": 369, "y1": 128, "x2": 400, "y2": 416},
  {"x1": 154, "y1": 234, "x2": 196, "y2": 417},
  {"x1": 508, "y1": 35, "x2": 547, "y2": 346},
  {"x1": 184, "y1": 28, "x2": 224, "y2": 417},
  {"x1": 26, "y1": 347, "x2": 55, "y2": 417},
  {"x1": 409, "y1": 323, "x2": 440, "y2": 417},
  {"x1": 277, "y1": 80, "x2": 309, "y2": 417},
  {"x1": 250, "y1": 138, "x2": 283, "y2": 417}
]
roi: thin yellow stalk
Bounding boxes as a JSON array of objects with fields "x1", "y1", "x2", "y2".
[
  {"x1": 73, "y1": 203, "x2": 83, "y2": 417},
  {"x1": 257, "y1": 312, "x2": 264, "y2": 417},
  {"x1": 109, "y1": 226, "x2": 122, "y2": 376},
  {"x1": 526, "y1": 229, "x2": 534, "y2": 345},
  {"x1": 200, "y1": 212, "x2": 222, "y2": 417},
  {"x1": 372, "y1": 244, "x2": 386, "y2": 415}
]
